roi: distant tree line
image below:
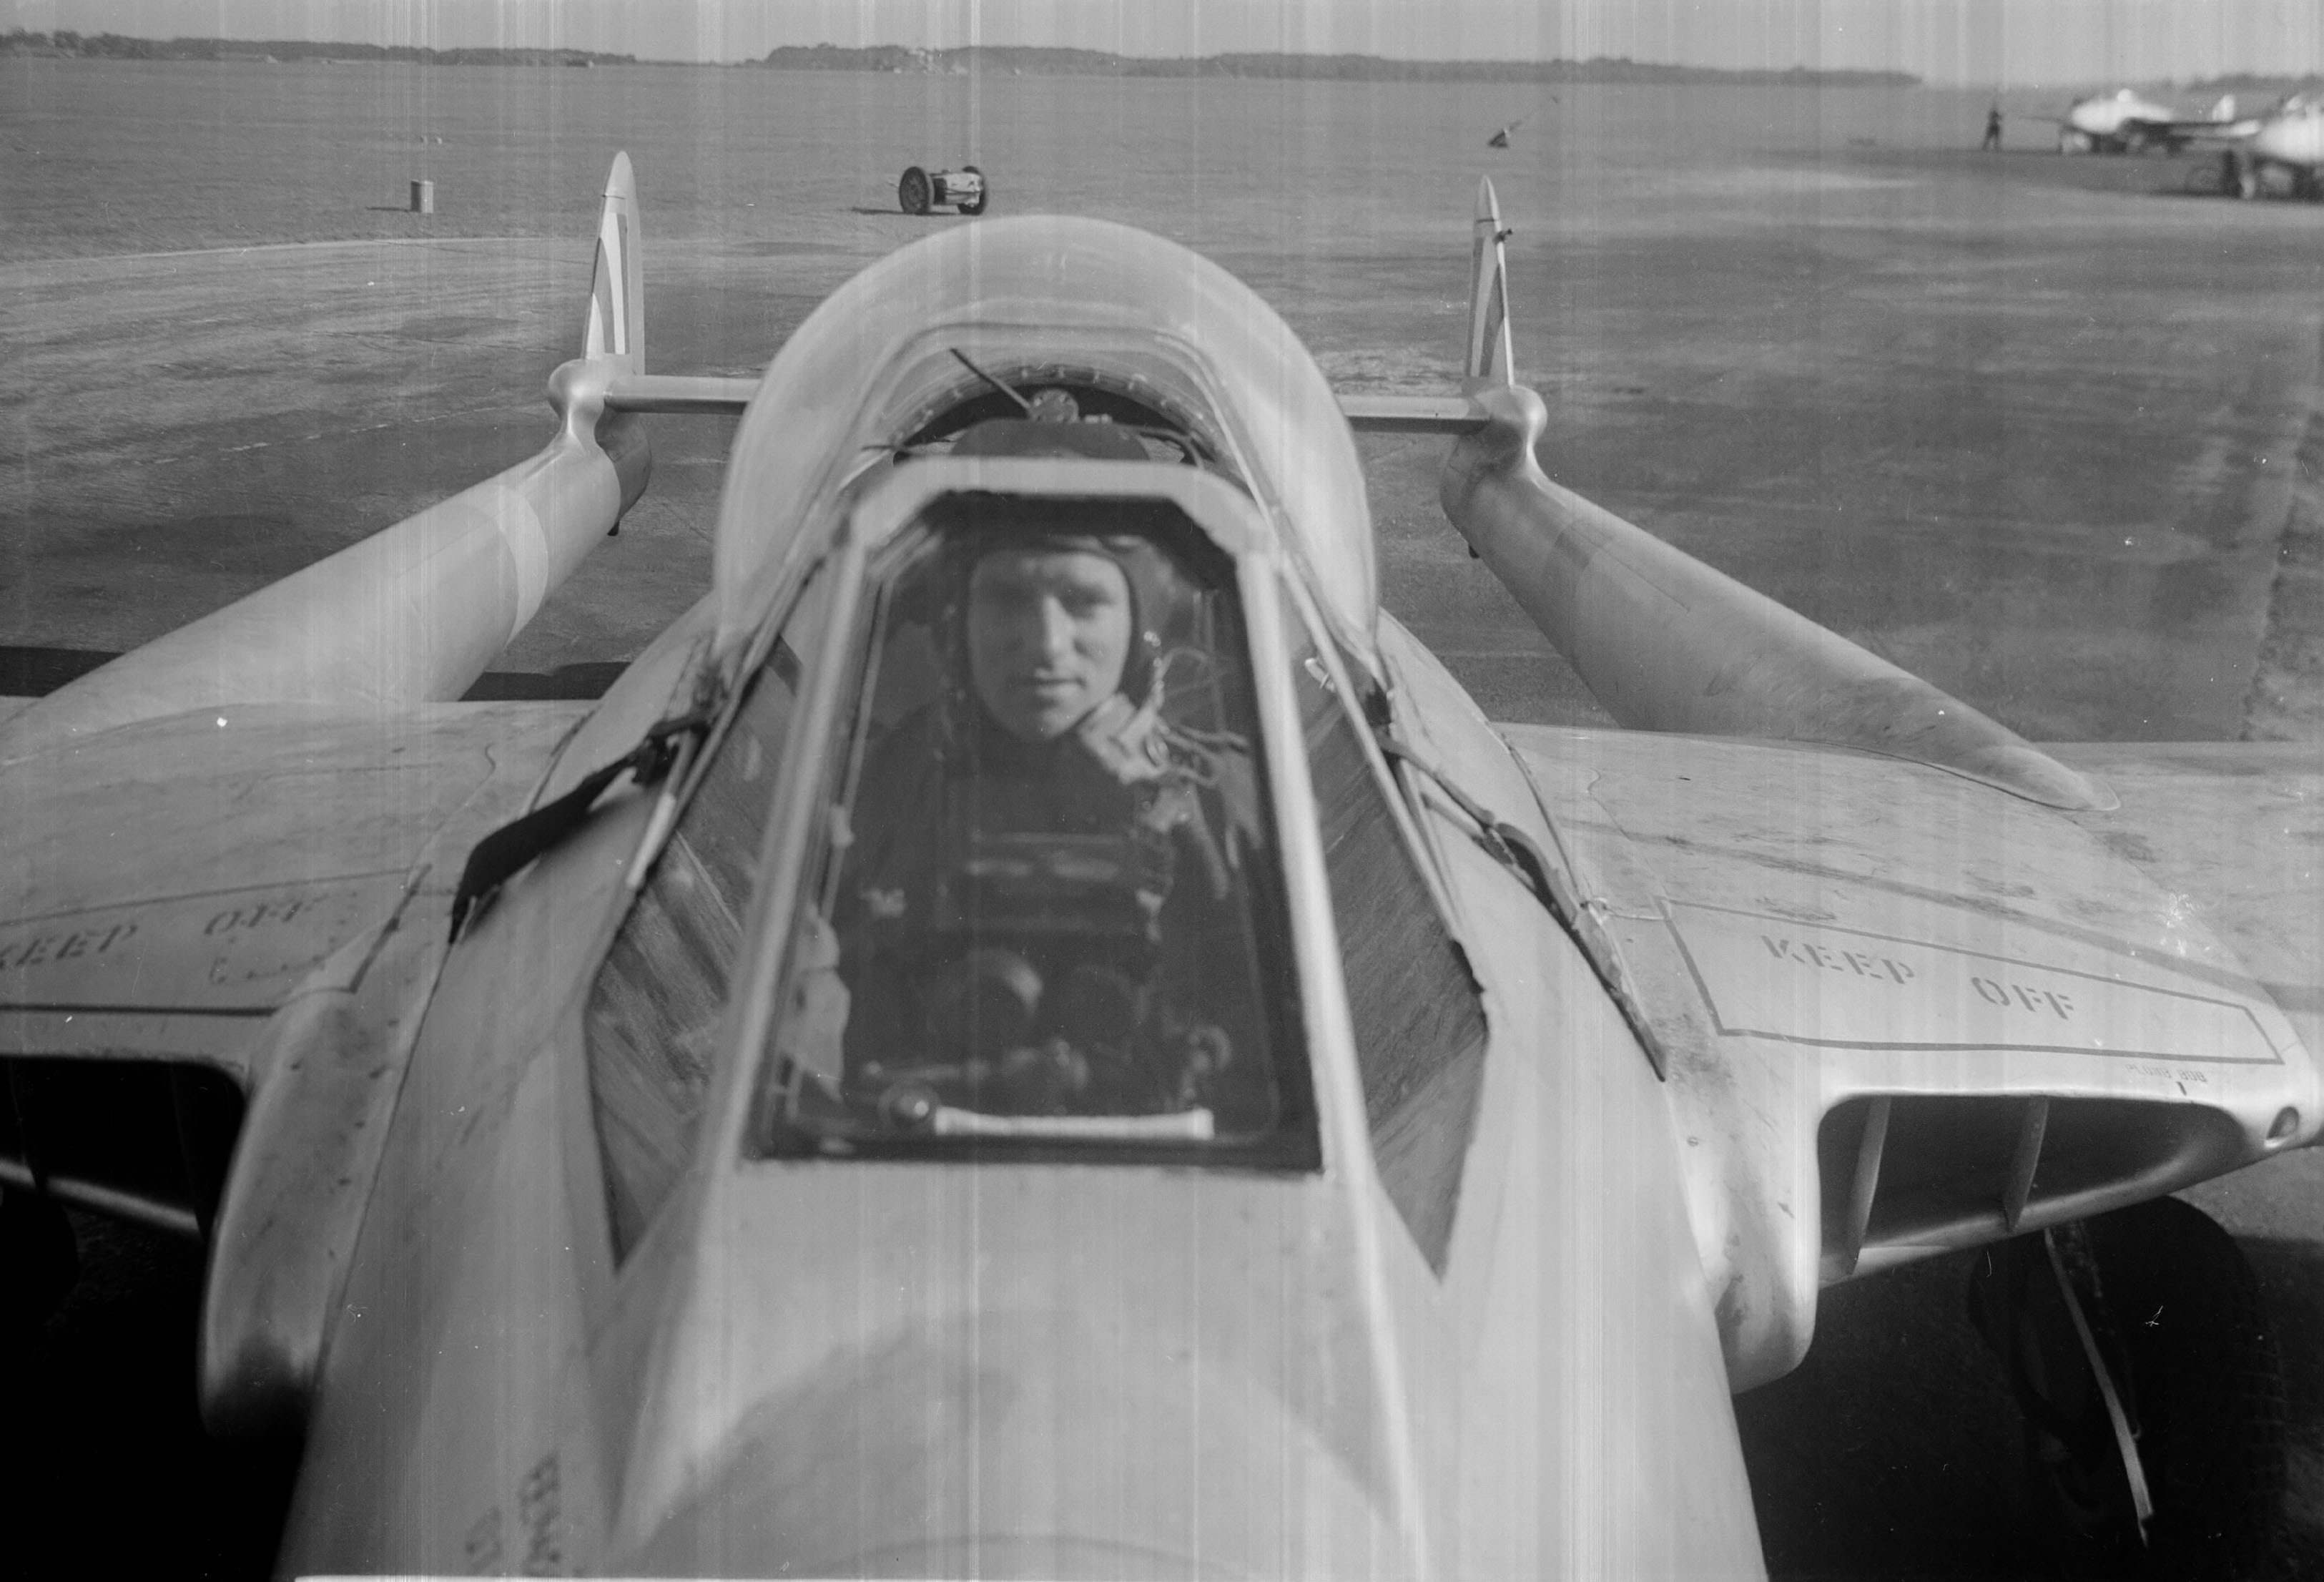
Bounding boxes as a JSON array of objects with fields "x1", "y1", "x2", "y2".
[
  {"x1": 2182, "y1": 74, "x2": 2324, "y2": 99},
  {"x1": 0, "y1": 31, "x2": 1914, "y2": 84},
  {"x1": 0, "y1": 29, "x2": 636, "y2": 67},
  {"x1": 758, "y1": 43, "x2": 1918, "y2": 87}
]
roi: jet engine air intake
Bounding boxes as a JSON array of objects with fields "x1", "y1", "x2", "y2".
[{"x1": 1816, "y1": 1094, "x2": 2247, "y2": 1279}]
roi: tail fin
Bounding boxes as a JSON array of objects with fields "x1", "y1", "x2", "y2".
[
  {"x1": 584, "y1": 150, "x2": 644, "y2": 370},
  {"x1": 1465, "y1": 176, "x2": 1515, "y2": 388}
]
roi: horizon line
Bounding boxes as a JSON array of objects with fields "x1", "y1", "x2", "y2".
[{"x1": 9, "y1": 26, "x2": 2318, "y2": 92}]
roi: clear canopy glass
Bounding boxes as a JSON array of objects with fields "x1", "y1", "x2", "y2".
[
  {"x1": 751, "y1": 496, "x2": 1315, "y2": 1166},
  {"x1": 709, "y1": 216, "x2": 1379, "y2": 665}
]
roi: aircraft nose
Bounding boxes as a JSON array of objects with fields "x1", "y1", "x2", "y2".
[{"x1": 621, "y1": 1315, "x2": 1409, "y2": 1579}]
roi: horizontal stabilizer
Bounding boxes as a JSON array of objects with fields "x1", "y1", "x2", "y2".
[
  {"x1": 604, "y1": 373, "x2": 760, "y2": 415},
  {"x1": 1326, "y1": 180, "x2": 1516, "y2": 435},
  {"x1": 1336, "y1": 392, "x2": 1486, "y2": 434}
]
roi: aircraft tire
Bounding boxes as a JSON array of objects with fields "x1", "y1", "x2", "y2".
[
  {"x1": 957, "y1": 164, "x2": 988, "y2": 215},
  {"x1": 898, "y1": 166, "x2": 932, "y2": 217},
  {"x1": 0, "y1": 1187, "x2": 78, "y2": 1347},
  {"x1": 1968, "y1": 1199, "x2": 2288, "y2": 1581}
]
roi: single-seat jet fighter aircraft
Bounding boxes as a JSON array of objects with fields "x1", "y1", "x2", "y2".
[
  {"x1": 2039, "y1": 86, "x2": 2238, "y2": 154},
  {"x1": 3, "y1": 154, "x2": 2318, "y2": 1578},
  {"x1": 2190, "y1": 94, "x2": 2324, "y2": 199}
]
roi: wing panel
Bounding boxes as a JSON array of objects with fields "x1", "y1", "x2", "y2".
[
  {"x1": 2, "y1": 871, "x2": 408, "y2": 1019},
  {"x1": 1660, "y1": 895, "x2": 2287, "y2": 1066},
  {"x1": 2048, "y1": 741, "x2": 2324, "y2": 1064},
  {"x1": 0, "y1": 701, "x2": 589, "y2": 1083},
  {"x1": 1504, "y1": 725, "x2": 2311, "y2": 1104},
  {"x1": 1500, "y1": 723, "x2": 2321, "y2": 1385}
]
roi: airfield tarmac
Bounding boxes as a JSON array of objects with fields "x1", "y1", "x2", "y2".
[{"x1": 4, "y1": 58, "x2": 2323, "y2": 1578}]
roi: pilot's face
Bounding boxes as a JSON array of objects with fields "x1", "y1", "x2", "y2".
[{"x1": 967, "y1": 545, "x2": 1133, "y2": 742}]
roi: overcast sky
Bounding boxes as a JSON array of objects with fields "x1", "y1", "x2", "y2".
[{"x1": 9, "y1": 0, "x2": 2323, "y2": 87}]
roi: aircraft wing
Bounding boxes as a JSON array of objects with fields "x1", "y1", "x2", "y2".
[
  {"x1": 1402, "y1": 180, "x2": 2322, "y2": 1390},
  {"x1": 0, "y1": 701, "x2": 586, "y2": 1080},
  {"x1": 0, "y1": 152, "x2": 706, "y2": 1239},
  {"x1": 1498, "y1": 724, "x2": 2320, "y2": 1385},
  {"x1": 0, "y1": 702, "x2": 586, "y2": 1232},
  {"x1": 2045, "y1": 740, "x2": 2324, "y2": 1058},
  {"x1": 2135, "y1": 116, "x2": 2258, "y2": 141}
]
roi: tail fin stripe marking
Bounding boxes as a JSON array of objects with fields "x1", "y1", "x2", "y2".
[
  {"x1": 612, "y1": 213, "x2": 630, "y2": 355},
  {"x1": 1481, "y1": 274, "x2": 1507, "y2": 383},
  {"x1": 589, "y1": 235, "x2": 616, "y2": 359}
]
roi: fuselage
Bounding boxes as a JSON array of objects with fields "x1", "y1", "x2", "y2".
[
  {"x1": 2067, "y1": 89, "x2": 2175, "y2": 137},
  {"x1": 269, "y1": 220, "x2": 1768, "y2": 1578},
  {"x1": 2249, "y1": 101, "x2": 2324, "y2": 167},
  {"x1": 2058, "y1": 88, "x2": 2196, "y2": 153},
  {"x1": 272, "y1": 603, "x2": 1763, "y2": 1581}
]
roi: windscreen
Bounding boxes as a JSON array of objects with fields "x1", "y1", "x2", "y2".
[{"x1": 749, "y1": 495, "x2": 1316, "y2": 1168}]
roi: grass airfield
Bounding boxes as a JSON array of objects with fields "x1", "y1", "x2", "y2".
[{"x1": 4, "y1": 57, "x2": 2323, "y2": 1578}]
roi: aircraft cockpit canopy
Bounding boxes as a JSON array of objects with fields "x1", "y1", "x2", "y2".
[
  {"x1": 745, "y1": 476, "x2": 1319, "y2": 1167},
  {"x1": 709, "y1": 216, "x2": 1382, "y2": 669}
]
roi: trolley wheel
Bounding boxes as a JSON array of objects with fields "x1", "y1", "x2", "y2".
[
  {"x1": 898, "y1": 166, "x2": 932, "y2": 217},
  {"x1": 957, "y1": 164, "x2": 988, "y2": 215}
]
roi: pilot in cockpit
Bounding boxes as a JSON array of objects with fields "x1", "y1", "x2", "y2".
[{"x1": 767, "y1": 463, "x2": 1289, "y2": 1149}]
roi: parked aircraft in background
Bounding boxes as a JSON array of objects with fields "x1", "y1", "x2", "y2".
[
  {"x1": 2037, "y1": 86, "x2": 2238, "y2": 153},
  {"x1": 2194, "y1": 94, "x2": 2324, "y2": 198},
  {"x1": 2, "y1": 155, "x2": 2314, "y2": 1577}
]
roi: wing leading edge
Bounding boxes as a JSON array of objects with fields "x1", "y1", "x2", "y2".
[
  {"x1": 0, "y1": 702, "x2": 587, "y2": 1078},
  {"x1": 0, "y1": 152, "x2": 680, "y2": 1234},
  {"x1": 1501, "y1": 723, "x2": 2320, "y2": 1387},
  {"x1": 0, "y1": 702, "x2": 587, "y2": 1230}
]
